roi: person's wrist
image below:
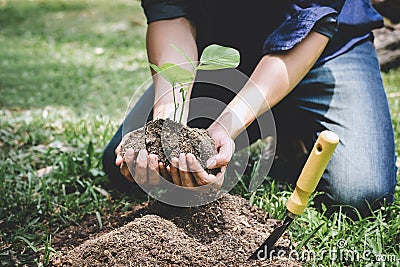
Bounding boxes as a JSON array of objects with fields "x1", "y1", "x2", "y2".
[
  {"x1": 153, "y1": 103, "x2": 188, "y2": 125},
  {"x1": 208, "y1": 120, "x2": 232, "y2": 139},
  {"x1": 210, "y1": 111, "x2": 245, "y2": 140},
  {"x1": 153, "y1": 105, "x2": 175, "y2": 120}
]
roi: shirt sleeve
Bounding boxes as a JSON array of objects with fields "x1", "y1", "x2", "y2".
[
  {"x1": 262, "y1": 1, "x2": 345, "y2": 54},
  {"x1": 312, "y1": 15, "x2": 338, "y2": 39},
  {"x1": 141, "y1": 0, "x2": 194, "y2": 24}
]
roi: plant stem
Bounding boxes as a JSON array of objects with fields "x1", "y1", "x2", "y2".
[
  {"x1": 172, "y1": 82, "x2": 177, "y2": 121},
  {"x1": 179, "y1": 84, "x2": 188, "y2": 124}
]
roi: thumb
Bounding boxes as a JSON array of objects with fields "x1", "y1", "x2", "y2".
[
  {"x1": 206, "y1": 155, "x2": 225, "y2": 169},
  {"x1": 207, "y1": 141, "x2": 234, "y2": 169},
  {"x1": 115, "y1": 144, "x2": 123, "y2": 166}
]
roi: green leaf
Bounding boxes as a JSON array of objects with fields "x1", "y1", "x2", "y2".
[
  {"x1": 295, "y1": 223, "x2": 325, "y2": 251},
  {"x1": 149, "y1": 63, "x2": 161, "y2": 73},
  {"x1": 150, "y1": 63, "x2": 194, "y2": 84},
  {"x1": 170, "y1": 44, "x2": 196, "y2": 69},
  {"x1": 15, "y1": 236, "x2": 38, "y2": 253},
  {"x1": 96, "y1": 211, "x2": 103, "y2": 229},
  {"x1": 198, "y1": 44, "x2": 240, "y2": 70}
]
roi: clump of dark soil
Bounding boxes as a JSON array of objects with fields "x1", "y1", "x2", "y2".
[
  {"x1": 50, "y1": 194, "x2": 302, "y2": 266},
  {"x1": 120, "y1": 118, "x2": 219, "y2": 174}
]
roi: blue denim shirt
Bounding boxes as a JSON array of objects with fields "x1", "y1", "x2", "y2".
[{"x1": 141, "y1": 0, "x2": 383, "y2": 72}]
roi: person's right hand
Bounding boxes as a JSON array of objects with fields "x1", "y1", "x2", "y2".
[{"x1": 206, "y1": 121, "x2": 235, "y2": 170}]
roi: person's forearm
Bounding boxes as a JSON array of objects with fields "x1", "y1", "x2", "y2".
[
  {"x1": 146, "y1": 18, "x2": 198, "y2": 123},
  {"x1": 211, "y1": 31, "x2": 330, "y2": 139}
]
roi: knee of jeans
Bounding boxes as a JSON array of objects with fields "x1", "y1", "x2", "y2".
[
  {"x1": 329, "y1": 174, "x2": 395, "y2": 214},
  {"x1": 349, "y1": 186, "x2": 393, "y2": 212}
]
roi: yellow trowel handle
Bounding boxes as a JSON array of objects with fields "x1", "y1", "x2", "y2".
[{"x1": 286, "y1": 130, "x2": 339, "y2": 215}]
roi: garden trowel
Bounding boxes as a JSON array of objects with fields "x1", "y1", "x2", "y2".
[{"x1": 249, "y1": 130, "x2": 339, "y2": 260}]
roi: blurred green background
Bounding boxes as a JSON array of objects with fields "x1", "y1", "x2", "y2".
[{"x1": 0, "y1": 0, "x2": 149, "y2": 119}]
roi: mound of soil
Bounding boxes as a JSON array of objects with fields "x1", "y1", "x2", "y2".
[
  {"x1": 51, "y1": 194, "x2": 302, "y2": 266},
  {"x1": 120, "y1": 118, "x2": 219, "y2": 174}
]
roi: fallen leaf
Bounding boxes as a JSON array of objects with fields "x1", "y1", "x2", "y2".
[
  {"x1": 37, "y1": 166, "x2": 56, "y2": 177},
  {"x1": 93, "y1": 186, "x2": 111, "y2": 198},
  {"x1": 95, "y1": 47, "x2": 104, "y2": 55}
]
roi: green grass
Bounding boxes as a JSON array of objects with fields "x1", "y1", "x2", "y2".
[
  {"x1": 0, "y1": 108, "x2": 136, "y2": 265},
  {"x1": 384, "y1": 69, "x2": 400, "y2": 151},
  {"x1": 0, "y1": 1, "x2": 399, "y2": 266}
]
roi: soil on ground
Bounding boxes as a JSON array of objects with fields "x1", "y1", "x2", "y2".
[
  {"x1": 50, "y1": 194, "x2": 302, "y2": 266},
  {"x1": 120, "y1": 118, "x2": 219, "y2": 175}
]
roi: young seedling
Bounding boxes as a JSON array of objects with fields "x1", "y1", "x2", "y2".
[{"x1": 150, "y1": 44, "x2": 240, "y2": 123}]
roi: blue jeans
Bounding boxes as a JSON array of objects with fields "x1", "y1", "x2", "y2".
[
  {"x1": 103, "y1": 40, "x2": 397, "y2": 215},
  {"x1": 273, "y1": 40, "x2": 397, "y2": 215}
]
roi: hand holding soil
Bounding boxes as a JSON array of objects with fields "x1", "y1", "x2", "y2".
[{"x1": 117, "y1": 118, "x2": 226, "y2": 189}]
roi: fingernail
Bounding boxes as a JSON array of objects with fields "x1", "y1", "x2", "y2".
[
  {"x1": 139, "y1": 149, "x2": 147, "y2": 160},
  {"x1": 207, "y1": 157, "x2": 216, "y2": 168},
  {"x1": 187, "y1": 154, "x2": 194, "y2": 163},
  {"x1": 171, "y1": 157, "x2": 179, "y2": 167},
  {"x1": 125, "y1": 149, "x2": 134, "y2": 161},
  {"x1": 151, "y1": 156, "x2": 158, "y2": 168}
]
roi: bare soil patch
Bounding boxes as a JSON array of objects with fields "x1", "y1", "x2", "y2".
[{"x1": 50, "y1": 194, "x2": 302, "y2": 266}]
